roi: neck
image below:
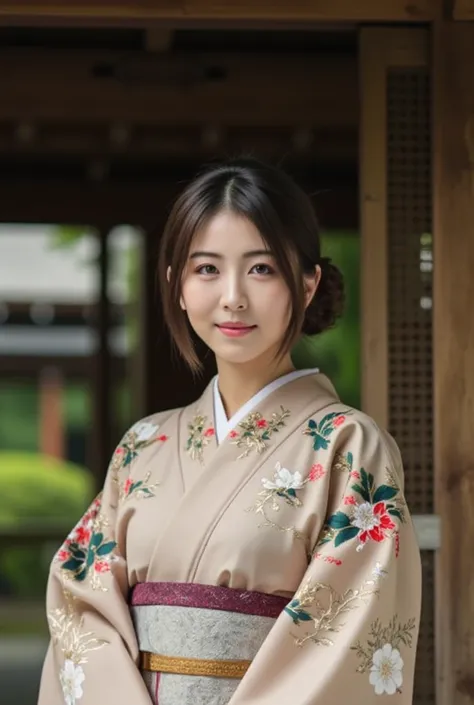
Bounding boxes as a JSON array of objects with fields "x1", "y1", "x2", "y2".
[{"x1": 216, "y1": 353, "x2": 295, "y2": 419}]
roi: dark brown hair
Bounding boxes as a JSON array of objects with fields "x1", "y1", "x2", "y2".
[{"x1": 158, "y1": 157, "x2": 344, "y2": 372}]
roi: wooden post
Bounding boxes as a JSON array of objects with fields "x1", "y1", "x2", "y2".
[
  {"x1": 38, "y1": 366, "x2": 64, "y2": 460},
  {"x1": 433, "y1": 19, "x2": 474, "y2": 705},
  {"x1": 90, "y1": 227, "x2": 113, "y2": 489}
]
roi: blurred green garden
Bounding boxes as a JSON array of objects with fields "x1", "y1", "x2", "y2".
[{"x1": 0, "y1": 228, "x2": 360, "y2": 615}]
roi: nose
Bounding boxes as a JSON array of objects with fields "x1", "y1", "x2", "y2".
[{"x1": 221, "y1": 274, "x2": 248, "y2": 312}]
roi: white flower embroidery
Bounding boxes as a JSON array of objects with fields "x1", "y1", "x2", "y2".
[
  {"x1": 372, "y1": 562, "x2": 388, "y2": 580},
  {"x1": 60, "y1": 659, "x2": 85, "y2": 705},
  {"x1": 261, "y1": 462, "x2": 305, "y2": 491},
  {"x1": 351, "y1": 501, "x2": 379, "y2": 531},
  {"x1": 132, "y1": 421, "x2": 158, "y2": 442},
  {"x1": 369, "y1": 643, "x2": 404, "y2": 695}
]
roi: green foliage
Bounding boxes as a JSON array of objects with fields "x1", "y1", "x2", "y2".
[
  {"x1": 0, "y1": 382, "x2": 38, "y2": 451},
  {"x1": 292, "y1": 231, "x2": 360, "y2": 408},
  {"x1": 0, "y1": 452, "x2": 93, "y2": 597}
]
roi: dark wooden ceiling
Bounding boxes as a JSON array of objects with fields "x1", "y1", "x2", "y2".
[{"x1": 0, "y1": 26, "x2": 358, "y2": 227}]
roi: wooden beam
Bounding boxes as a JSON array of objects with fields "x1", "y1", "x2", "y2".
[
  {"x1": 0, "y1": 178, "x2": 358, "y2": 230},
  {"x1": 433, "y1": 19, "x2": 474, "y2": 705},
  {"x1": 0, "y1": 49, "x2": 357, "y2": 128},
  {"x1": 0, "y1": 0, "x2": 437, "y2": 24},
  {"x1": 0, "y1": 125, "x2": 357, "y2": 168},
  {"x1": 145, "y1": 29, "x2": 174, "y2": 52},
  {"x1": 453, "y1": 0, "x2": 474, "y2": 19}
]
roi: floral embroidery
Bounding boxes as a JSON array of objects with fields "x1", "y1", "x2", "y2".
[
  {"x1": 48, "y1": 590, "x2": 108, "y2": 705},
  {"x1": 185, "y1": 412, "x2": 215, "y2": 463},
  {"x1": 231, "y1": 406, "x2": 290, "y2": 459},
  {"x1": 313, "y1": 552, "x2": 343, "y2": 567},
  {"x1": 110, "y1": 419, "x2": 167, "y2": 476},
  {"x1": 248, "y1": 461, "x2": 319, "y2": 538},
  {"x1": 308, "y1": 463, "x2": 326, "y2": 481},
  {"x1": 351, "y1": 615, "x2": 416, "y2": 694},
  {"x1": 303, "y1": 411, "x2": 350, "y2": 451},
  {"x1": 318, "y1": 460, "x2": 406, "y2": 553},
  {"x1": 120, "y1": 471, "x2": 159, "y2": 502},
  {"x1": 60, "y1": 660, "x2": 85, "y2": 705},
  {"x1": 56, "y1": 496, "x2": 117, "y2": 591},
  {"x1": 285, "y1": 570, "x2": 383, "y2": 648}
]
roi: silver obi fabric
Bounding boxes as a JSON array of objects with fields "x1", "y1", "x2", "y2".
[{"x1": 130, "y1": 582, "x2": 287, "y2": 705}]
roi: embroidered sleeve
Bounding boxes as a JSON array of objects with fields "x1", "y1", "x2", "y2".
[
  {"x1": 229, "y1": 421, "x2": 422, "y2": 705},
  {"x1": 38, "y1": 419, "x2": 159, "y2": 705}
]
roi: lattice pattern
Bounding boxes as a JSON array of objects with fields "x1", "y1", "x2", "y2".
[{"x1": 386, "y1": 68, "x2": 434, "y2": 705}]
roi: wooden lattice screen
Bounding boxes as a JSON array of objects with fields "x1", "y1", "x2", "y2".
[
  {"x1": 387, "y1": 67, "x2": 434, "y2": 705},
  {"x1": 360, "y1": 28, "x2": 435, "y2": 705}
]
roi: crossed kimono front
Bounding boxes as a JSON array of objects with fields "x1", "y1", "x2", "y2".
[{"x1": 38, "y1": 372, "x2": 421, "y2": 705}]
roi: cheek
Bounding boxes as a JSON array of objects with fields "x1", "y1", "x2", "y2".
[{"x1": 181, "y1": 280, "x2": 214, "y2": 318}]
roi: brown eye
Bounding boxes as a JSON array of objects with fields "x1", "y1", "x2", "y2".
[
  {"x1": 250, "y1": 263, "x2": 274, "y2": 275},
  {"x1": 196, "y1": 264, "x2": 218, "y2": 275}
]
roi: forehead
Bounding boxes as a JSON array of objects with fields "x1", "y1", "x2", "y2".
[{"x1": 190, "y1": 211, "x2": 269, "y2": 253}]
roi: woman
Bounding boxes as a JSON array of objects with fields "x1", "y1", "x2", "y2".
[{"x1": 38, "y1": 158, "x2": 421, "y2": 705}]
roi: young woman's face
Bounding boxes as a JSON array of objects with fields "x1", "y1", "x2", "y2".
[{"x1": 180, "y1": 210, "x2": 294, "y2": 369}]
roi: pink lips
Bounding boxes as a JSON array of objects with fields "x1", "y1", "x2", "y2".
[{"x1": 216, "y1": 322, "x2": 257, "y2": 338}]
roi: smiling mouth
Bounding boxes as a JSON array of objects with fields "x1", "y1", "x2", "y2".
[{"x1": 216, "y1": 323, "x2": 257, "y2": 337}]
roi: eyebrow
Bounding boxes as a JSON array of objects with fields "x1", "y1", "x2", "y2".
[{"x1": 189, "y1": 249, "x2": 274, "y2": 260}]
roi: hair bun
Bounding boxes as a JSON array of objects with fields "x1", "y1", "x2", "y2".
[{"x1": 302, "y1": 259, "x2": 345, "y2": 336}]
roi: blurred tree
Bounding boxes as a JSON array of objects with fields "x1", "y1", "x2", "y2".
[
  {"x1": 0, "y1": 452, "x2": 93, "y2": 597},
  {"x1": 292, "y1": 231, "x2": 360, "y2": 408}
]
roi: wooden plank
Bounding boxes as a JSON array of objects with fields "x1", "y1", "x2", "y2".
[
  {"x1": 0, "y1": 178, "x2": 357, "y2": 229},
  {"x1": 453, "y1": 0, "x2": 474, "y2": 19},
  {"x1": 0, "y1": 0, "x2": 437, "y2": 24},
  {"x1": 0, "y1": 49, "x2": 357, "y2": 128},
  {"x1": 433, "y1": 20, "x2": 474, "y2": 705},
  {"x1": 0, "y1": 125, "x2": 357, "y2": 168},
  {"x1": 359, "y1": 29, "x2": 389, "y2": 428}
]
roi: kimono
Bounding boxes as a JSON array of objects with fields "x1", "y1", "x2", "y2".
[{"x1": 38, "y1": 370, "x2": 421, "y2": 705}]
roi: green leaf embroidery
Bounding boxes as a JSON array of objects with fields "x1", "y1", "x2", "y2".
[
  {"x1": 62, "y1": 558, "x2": 83, "y2": 572},
  {"x1": 351, "y1": 483, "x2": 370, "y2": 503},
  {"x1": 334, "y1": 526, "x2": 360, "y2": 547},
  {"x1": 388, "y1": 508, "x2": 403, "y2": 521},
  {"x1": 284, "y1": 601, "x2": 313, "y2": 624},
  {"x1": 96, "y1": 541, "x2": 116, "y2": 557},
  {"x1": 90, "y1": 532, "x2": 103, "y2": 548},
  {"x1": 327, "y1": 512, "x2": 351, "y2": 529},
  {"x1": 373, "y1": 485, "x2": 399, "y2": 503}
]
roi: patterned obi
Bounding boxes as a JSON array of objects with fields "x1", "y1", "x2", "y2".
[{"x1": 130, "y1": 582, "x2": 288, "y2": 705}]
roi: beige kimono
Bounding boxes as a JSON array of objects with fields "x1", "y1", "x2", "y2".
[{"x1": 38, "y1": 372, "x2": 421, "y2": 705}]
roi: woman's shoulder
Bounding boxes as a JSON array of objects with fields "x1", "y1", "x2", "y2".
[
  {"x1": 123, "y1": 405, "x2": 183, "y2": 441},
  {"x1": 315, "y1": 401, "x2": 402, "y2": 468}
]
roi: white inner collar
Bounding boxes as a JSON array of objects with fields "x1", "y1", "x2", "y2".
[{"x1": 212, "y1": 368, "x2": 319, "y2": 444}]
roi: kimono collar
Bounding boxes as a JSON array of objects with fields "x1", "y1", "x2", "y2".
[{"x1": 212, "y1": 368, "x2": 319, "y2": 444}]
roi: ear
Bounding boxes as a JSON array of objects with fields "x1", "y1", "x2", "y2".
[{"x1": 303, "y1": 265, "x2": 321, "y2": 309}]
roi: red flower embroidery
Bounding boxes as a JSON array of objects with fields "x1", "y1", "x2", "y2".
[
  {"x1": 344, "y1": 495, "x2": 357, "y2": 506},
  {"x1": 358, "y1": 502, "x2": 396, "y2": 545},
  {"x1": 57, "y1": 549, "x2": 69, "y2": 562},
  {"x1": 123, "y1": 477, "x2": 133, "y2": 496},
  {"x1": 350, "y1": 471, "x2": 361, "y2": 480},
  {"x1": 158, "y1": 434, "x2": 169, "y2": 442},
  {"x1": 313, "y1": 552, "x2": 342, "y2": 566},
  {"x1": 256, "y1": 419, "x2": 268, "y2": 428},
  {"x1": 75, "y1": 526, "x2": 92, "y2": 544},
  {"x1": 333, "y1": 415, "x2": 346, "y2": 427},
  {"x1": 204, "y1": 428, "x2": 215, "y2": 437},
  {"x1": 94, "y1": 560, "x2": 110, "y2": 573},
  {"x1": 308, "y1": 463, "x2": 325, "y2": 482},
  {"x1": 229, "y1": 430, "x2": 239, "y2": 439}
]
